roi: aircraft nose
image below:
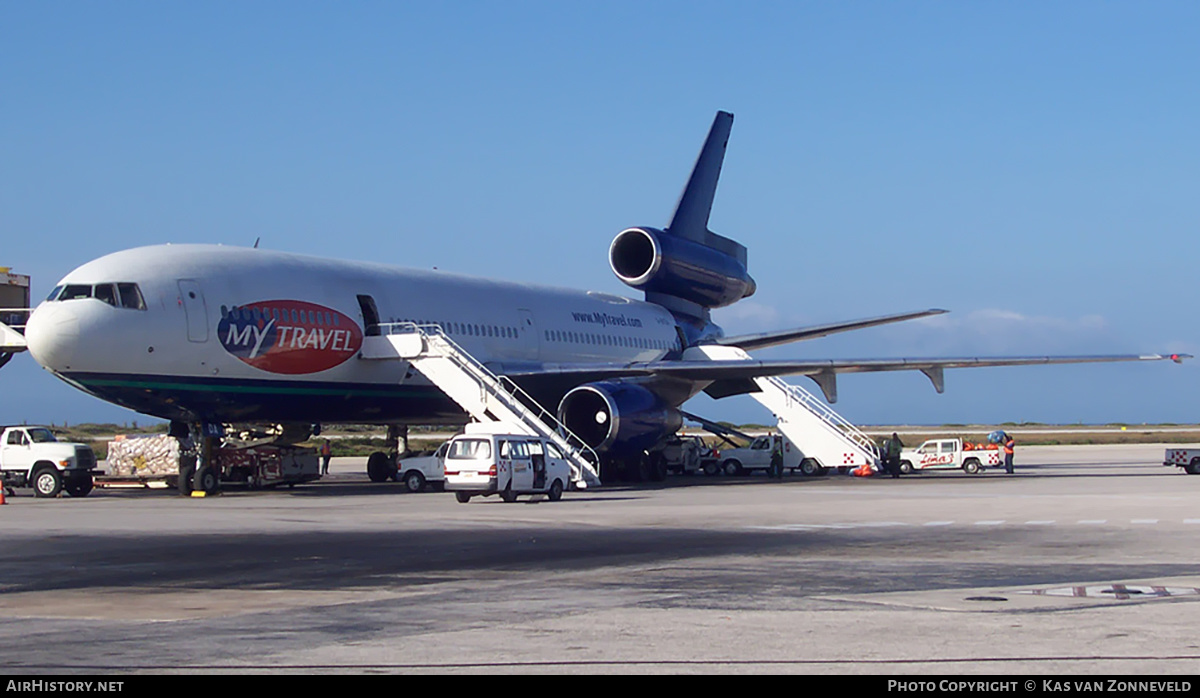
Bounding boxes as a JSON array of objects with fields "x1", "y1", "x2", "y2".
[{"x1": 25, "y1": 303, "x2": 80, "y2": 371}]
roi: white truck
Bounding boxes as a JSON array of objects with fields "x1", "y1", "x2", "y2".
[
  {"x1": 898, "y1": 438, "x2": 1001, "y2": 474},
  {"x1": 394, "y1": 441, "x2": 447, "y2": 492},
  {"x1": 715, "y1": 433, "x2": 823, "y2": 476},
  {"x1": 442, "y1": 424, "x2": 572, "y2": 503},
  {"x1": 652, "y1": 434, "x2": 719, "y2": 475},
  {"x1": 0, "y1": 426, "x2": 99, "y2": 497},
  {"x1": 1162, "y1": 448, "x2": 1200, "y2": 474},
  {"x1": 106, "y1": 434, "x2": 321, "y2": 493}
]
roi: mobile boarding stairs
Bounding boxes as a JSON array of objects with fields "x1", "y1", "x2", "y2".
[
  {"x1": 360, "y1": 324, "x2": 602, "y2": 488},
  {"x1": 688, "y1": 344, "x2": 880, "y2": 473}
]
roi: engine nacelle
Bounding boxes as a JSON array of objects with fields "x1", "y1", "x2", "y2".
[
  {"x1": 557, "y1": 381, "x2": 682, "y2": 455},
  {"x1": 609, "y1": 227, "x2": 756, "y2": 309}
]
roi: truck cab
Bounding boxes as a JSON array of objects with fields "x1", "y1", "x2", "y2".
[
  {"x1": 0, "y1": 426, "x2": 98, "y2": 497},
  {"x1": 443, "y1": 424, "x2": 572, "y2": 503}
]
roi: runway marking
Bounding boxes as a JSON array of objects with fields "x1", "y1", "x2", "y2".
[
  {"x1": 750, "y1": 519, "x2": 1200, "y2": 531},
  {"x1": 1023, "y1": 585, "x2": 1200, "y2": 600}
]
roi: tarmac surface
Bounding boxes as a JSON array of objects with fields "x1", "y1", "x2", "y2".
[{"x1": 2, "y1": 444, "x2": 1199, "y2": 674}]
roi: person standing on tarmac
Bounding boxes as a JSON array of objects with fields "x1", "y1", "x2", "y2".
[
  {"x1": 1003, "y1": 434, "x2": 1016, "y2": 474},
  {"x1": 886, "y1": 432, "x2": 903, "y2": 478},
  {"x1": 321, "y1": 439, "x2": 332, "y2": 475},
  {"x1": 769, "y1": 440, "x2": 784, "y2": 480}
]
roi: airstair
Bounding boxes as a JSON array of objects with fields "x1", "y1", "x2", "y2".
[
  {"x1": 0, "y1": 310, "x2": 29, "y2": 371},
  {"x1": 360, "y1": 323, "x2": 601, "y2": 488},
  {"x1": 687, "y1": 344, "x2": 879, "y2": 470}
]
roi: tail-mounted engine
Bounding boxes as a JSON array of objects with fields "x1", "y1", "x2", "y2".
[
  {"x1": 610, "y1": 226, "x2": 755, "y2": 310},
  {"x1": 610, "y1": 111, "x2": 755, "y2": 320}
]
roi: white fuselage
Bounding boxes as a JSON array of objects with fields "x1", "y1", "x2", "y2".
[{"x1": 24, "y1": 244, "x2": 684, "y2": 425}]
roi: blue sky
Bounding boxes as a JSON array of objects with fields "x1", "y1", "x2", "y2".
[{"x1": 2, "y1": 2, "x2": 1197, "y2": 427}]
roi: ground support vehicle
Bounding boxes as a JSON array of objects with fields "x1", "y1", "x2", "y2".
[
  {"x1": 0, "y1": 426, "x2": 98, "y2": 497},
  {"x1": 898, "y1": 438, "x2": 1001, "y2": 475},
  {"x1": 105, "y1": 434, "x2": 320, "y2": 493},
  {"x1": 443, "y1": 424, "x2": 573, "y2": 503},
  {"x1": 394, "y1": 441, "x2": 447, "y2": 492},
  {"x1": 652, "y1": 434, "x2": 718, "y2": 475},
  {"x1": 714, "y1": 433, "x2": 825, "y2": 476},
  {"x1": 1163, "y1": 448, "x2": 1200, "y2": 474}
]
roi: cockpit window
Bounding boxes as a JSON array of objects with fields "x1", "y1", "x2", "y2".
[
  {"x1": 117, "y1": 283, "x2": 146, "y2": 310},
  {"x1": 48, "y1": 282, "x2": 146, "y2": 310},
  {"x1": 94, "y1": 284, "x2": 118, "y2": 306},
  {"x1": 60, "y1": 285, "x2": 93, "y2": 301}
]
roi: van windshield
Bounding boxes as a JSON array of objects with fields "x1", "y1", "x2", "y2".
[{"x1": 447, "y1": 439, "x2": 491, "y2": 460}]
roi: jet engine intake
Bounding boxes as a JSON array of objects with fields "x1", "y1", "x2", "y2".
[
  {"x1": 609, "y1": 227, "x2": 755, "y2": 309},
  {"x1": 557, "y1": 381, "x2": 681, "y2": 455}
]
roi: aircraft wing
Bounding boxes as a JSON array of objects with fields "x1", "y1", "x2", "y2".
[
  {"x1": 503, "y1": 352, "x2": 1189, "y2": 403},
  {"x1": 715, "y1": 309, "x2": 948, "y2": 351}
]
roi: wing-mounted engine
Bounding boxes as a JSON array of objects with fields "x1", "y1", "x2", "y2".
[
  {"x1": 557, "y1": 381, "x2": 682, "y2": 455},
  {"x1": 610, "y1": 111, "x2": 756, "y2": 321}
]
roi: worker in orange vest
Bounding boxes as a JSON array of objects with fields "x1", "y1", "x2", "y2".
[{"x1": 1003, "y1": 434, "x2": 1015, "y2": 474}]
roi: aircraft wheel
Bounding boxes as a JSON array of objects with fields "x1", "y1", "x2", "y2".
[
  {"x1": 193, "y1": 465, "x2": 219, "y2": 495},
  {"x1": 403, "y1": 470, "x2": 426, "y2": 493},
  {"x1": 178, "y1": 456, "x2": 196, "y2": 496},
  {"x1": 33, "y1": 467, "x2": 62, "y2": 498},
  {"x1": 548, "y1": 479, "x2": 564, "y2": 501},
  {"x1": 455, "y1": 492, "x2": 471, "y2": 504},
  {"x1": 65, "y1": 475, "x2": 94, "y2": 498},
  {"x1": 366, "y1": 452, "x2": 394, "y2": 483}
]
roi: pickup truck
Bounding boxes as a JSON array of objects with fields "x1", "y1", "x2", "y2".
[
  {"x1": 716, "y1": 433, "x2": 822, "y2": 476},
  {"x1": 1163, "y1": 448, "x2": 1200, "y2": 474},
  {"x1": 0, "y1": 425, "x2": 99, "y2": 497},
  {"x1": 394, "y1": 441, "x2": 448, "y2": 492},
  {"x1": 898, "y1": 438, "x2": 1001, "y2": 475}
]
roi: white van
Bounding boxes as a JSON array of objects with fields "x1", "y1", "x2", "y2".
[{"x1": 442, "y1": 424, "x2": 572, "y2": 503}]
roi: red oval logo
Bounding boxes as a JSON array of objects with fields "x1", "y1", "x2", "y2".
[{"x1": 218, "y1": 300, "x2": 363, "y2": 374}]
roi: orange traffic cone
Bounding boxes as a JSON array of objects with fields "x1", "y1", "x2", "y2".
[{"x1": 0, "y1": 488, "x2": 7, "y2": 505}]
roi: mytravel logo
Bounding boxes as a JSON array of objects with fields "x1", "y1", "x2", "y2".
[{"x1": 217, "y1": 300, "x2": 362, "y2": 374}]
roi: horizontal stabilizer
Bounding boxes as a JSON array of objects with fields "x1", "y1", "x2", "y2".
[{"x1": 717, "y1": 309, "x2": 948, "y2": 351}]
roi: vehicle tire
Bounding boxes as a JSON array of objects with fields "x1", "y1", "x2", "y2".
[
  {"x1": 899, "y1": 460, "x2": 913, "y2": 475},
  {"x1": 403, "y1": 470, "x2": 426, "y2": 493},
  {"x1": 649, "y1": 454, "x2": 668, "y2": 482},
  {"x1": 65, "y1": 475, "x2": 94, "y2": 498},
  {"x1": 366, "y1": 451, "x2": 394, "y2": 483},
  {"x1": 548, "y1": 479, "x2": 564, "y2": 501},
  {"x1": 33, "y1": 467, "x2": 62, "y2": 498},
  {"x1": 1186, "y1": 458, "x2": 1200, "y2": 475},
  {"x1": 501, "y1": 488, "x2": 518, "y2": 503},
  {"x1": 722, "y1": 459, "x2": 743, "y2": 476},
  {"x1": 455, "y1": 492, "x2": 471, "y2": 504},
  {"x1": 799, "y1": 459, "x2": 820, "y2": 477},
  {"x1": 703, "y1": 461, "x2": 720, "y2": 477},
  {"x1": 178, "y1": 456, "x2": 196, "y2": 496},
  {"x1": 193, "y1": 465, "x2": 219, "y2": 495},
  {"x1": 963, "y1": 458, "x2": 981, "y2": 475}
]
